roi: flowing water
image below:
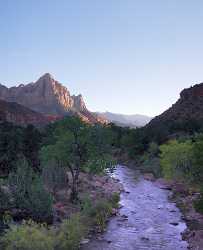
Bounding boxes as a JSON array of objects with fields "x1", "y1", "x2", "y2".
[{"x1": 82, "y1": 165, "x2": 188, "y2": 250}]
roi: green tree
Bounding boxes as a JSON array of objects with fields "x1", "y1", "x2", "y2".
[{"x1": 41, "y1": 117, "x2": 114, "y2": 203}]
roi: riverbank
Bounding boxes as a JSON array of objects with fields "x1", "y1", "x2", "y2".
[
  {"x1": 82, "y1": 165, "x2": 188, "y2": 250},
  {"x1": 123, "y1": 154, "x2": 203, "y2": 250},
  {"x1": 53, "y1": 171, "x2": 123, "y2": 222},
  {"x1": 154, "y1": 177, "x2": 203, "y2": 250},
  {"x1": 0, "y1": 171, "x2": 123, "y2": 250}
]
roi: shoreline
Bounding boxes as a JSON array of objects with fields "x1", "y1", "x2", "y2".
[{"x1": 152, "y1": 177, "x2": 203, "y2": 250}]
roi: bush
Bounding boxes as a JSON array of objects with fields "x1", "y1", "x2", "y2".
[
  {"x1": 91, "y1": 200, "x2": 112, "y2": 232},
  {"x1": 8, "y1": 159, "x2": 53, "y2": 222},
  {"x1": 159, "y1": 140, "x2": 193, "y2": 180},
  {"x1": 194, "y1": 198, "x2": 203, "y2": 214},
  {"x1": 81, "y1": 193, "x2": 120, "y2": 232},
  {"x1": 42, "y1": 162, "x2": 67, "y2": 194},
  {"x1": 1, "y1": 214, "x2": 87, "y2": 250},
  {"x1": 139, "y1": 156, "x2": 162, "y2": 178},
  {"x1": 80, "y1": 194, "x2": 94, "y2": 216},
  {"x1": 191, "y1": 135, "x2": 203, "y2": 182},
  {"x1": 110, "y1": 192, "x2": 120, "y2": 208},
  {"x1": 1, "y1": 220, "x2": 54, "y2": 250},
  {"x1": 27, "y1": 177, "x2": 53, "y2": 222},
  {"x1": 56, "y1": 214, "x2": 87, "y2": 250},
  {"x1": 0, "y1": 186, "x2": 11, "y2": 212},
  {"x1": 194, "y1": 186, "x2": 203, "y2": 214}
]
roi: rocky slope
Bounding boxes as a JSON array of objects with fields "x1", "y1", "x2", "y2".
[
  {"x1": 98, "y1": 112, "x2": 151, "y2": 128},
  {"x1": 0, "y1": 73, "x2": 105, "y2": 124},
  {"x1": 0, "y1": 99, "x2": 59, "y2": 126},
  {"x1": 146, "y1": 82, "x2": 203, "y2": 139}
]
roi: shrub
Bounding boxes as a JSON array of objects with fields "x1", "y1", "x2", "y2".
[
  {"x1": 56, "y1": 214, "x2": 87, "y2": 250},
  {"x1": 27, "y1": 177, "x2": 53, "y2": 222},
  {"x1": 140, "y1": 156, "x2": 162, "y2": 178},
  {"x1": 1, "y1": 220, "x2": 54, "y2": 250},
  {"x1": 191, "y1": 134, "x2": 203, "y2": 182},
  {"x1": 194, "y1": 186, "x2": 203, "y2": 214},
  {"x1": 110, "y1": 192, "x2": 120, "y2": 208},
  {"x1": 80, "y1": 194, "x2": 94, "y2": 216},
  {"x1": 91, "y1": 200, "x2": 112, "y2": 232},
  {"x1": 0, "y1": 186, "x2": 11, "y2": 212},
  {"x1": 42, "y1": 162, "x2": 67, "y2": 194},
  {"x1": 159, "y1": 140, "x2": 193, "y2": 180},
  {"x1": 8, "y1": 159, "x2": 53, "y2": 222},
  {"x1": 1, "y1": 214, "x2": 87, "y2": 250}
]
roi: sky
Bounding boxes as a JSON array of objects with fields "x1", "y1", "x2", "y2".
[{"x1": 1, "y1": 0, "x2": 203, "y2": 117}]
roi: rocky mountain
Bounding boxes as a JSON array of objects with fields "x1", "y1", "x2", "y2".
[
  {"x1": 98, "y1": 112, "x2": 152, "y2": 128},
  {"x1": 0, "y1": 73, "x2": 105, "y2": 124},
  {"x1": 0, "y1": 99, "x2": 59, "y2": 126},
  {"x1": 146, "y1": 82, "x2": 203, "y2": 140}
]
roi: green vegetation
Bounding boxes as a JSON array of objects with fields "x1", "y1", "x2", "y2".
[
  {"x1": 0, "y1": 123, "x2": 42, "y2": 176},
  {"x1": 1, "y1": 111, "x2": 203, "y2": 246},
  {"x1": 1, "y1": 216, "x2": 86, "y2": 250},
  {"x1": 159, "y1": 140, "x2": 193, "y2": 180},
  {"x1": 194, "y1": 185, "x2": 203, "y2": 214},
  {"x1": 159, "y1": 138, "x2": 203, "y2": 183},
  {"x1": 0, "y1": 117, "x2": 120, "y2": 248},
  {"x1": 8, "y1": 159, "x2": 53, "y2": 222},
  {"x1": 56, "y1": 214, "x2": 87, "y2": 250},
  {"x1": 40, "y1": 117, "x2": 114, "y2": 202},
  {"x1": 1, "y1": 220, "x2": 55, "y2": 250},
  {"x1": 0, "y1": 192, "x2": 120, "y2": 250}
]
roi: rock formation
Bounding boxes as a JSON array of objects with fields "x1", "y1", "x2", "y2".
[
  {"x1": 0, "y1": 73, "x2": 105, "y2": 124},
  {"x1": 0, "y1": 99, "x2": 59, "y2": 126},
  {"x1": 146, "y1": 82, "x2": 203, "y2": 140}
]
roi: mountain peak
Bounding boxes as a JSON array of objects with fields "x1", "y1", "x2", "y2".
[
  {"x1": 36, "y1": 73, "x2": 56, "y2": 86},
  {"x1": 40, "y1": 73, "x2": 54, "y2": 80},
  {"x1": 0, "y1": 74, "x2": 106, "y2": 124}
]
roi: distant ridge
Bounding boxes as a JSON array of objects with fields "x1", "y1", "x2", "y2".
[{"x1": 98, "y1": 111, "x2": 152, "y2": 128}]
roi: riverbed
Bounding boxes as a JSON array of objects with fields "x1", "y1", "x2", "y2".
[{"x1": 82, "y1": 165, "x2": 188, "y2": 250}]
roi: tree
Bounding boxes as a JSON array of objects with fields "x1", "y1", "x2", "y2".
[
  {"x1": 22, "y1": 125, "x2": 42, "y2": 172},
  {"x1": 159, "y1": 140, "x2": 193, "y2": 180},
  {"x1": 0, "y1": 122, "x2": 23, "y2": 176},
  {"x1": 41, "y1": 117, "x2": 114, "y2": 203}
]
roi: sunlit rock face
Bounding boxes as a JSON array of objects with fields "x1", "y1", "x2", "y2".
[{"x1": 0, "y1": 73, "x2": 106, "y2": 124}]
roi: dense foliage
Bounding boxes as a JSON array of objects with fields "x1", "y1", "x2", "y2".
[
  {"x1": 40, "y1": 117, "x2": 114, "y2": 202},
  {"x1": 8, "y1": 159, "x2": 53, "y2": 222},
  {"x1": 0, "y1": 122, "x2": 42, "y2": 176}
]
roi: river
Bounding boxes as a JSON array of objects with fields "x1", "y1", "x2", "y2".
[{"x1": 82, "y1": 165, "x2": 188, "y2": 250}]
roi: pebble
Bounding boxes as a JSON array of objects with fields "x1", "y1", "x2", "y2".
[{"x1": 80, "y1": 239, "x2": 90, "y2": 244}]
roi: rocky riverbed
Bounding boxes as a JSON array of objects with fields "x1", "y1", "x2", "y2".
[{"x1": 82, "y1": 165, "x2": 188, "y2": 250}]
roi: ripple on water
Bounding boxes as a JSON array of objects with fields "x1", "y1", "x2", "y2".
[{"x1": 82, "y1": 165, "x2": 188, "y2": 250}]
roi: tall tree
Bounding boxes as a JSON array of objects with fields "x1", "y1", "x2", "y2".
[{"x1": 41, "y1": 117, "x2": 113, "y2": 203}]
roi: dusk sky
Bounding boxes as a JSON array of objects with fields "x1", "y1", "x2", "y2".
[{"x1": 1, "y1": 0, "x2": 203, "y2": 116}]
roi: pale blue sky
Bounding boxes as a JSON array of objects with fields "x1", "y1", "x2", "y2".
[{"x1": 1, "y1": 0, "x2": 203, "y2": 116}]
